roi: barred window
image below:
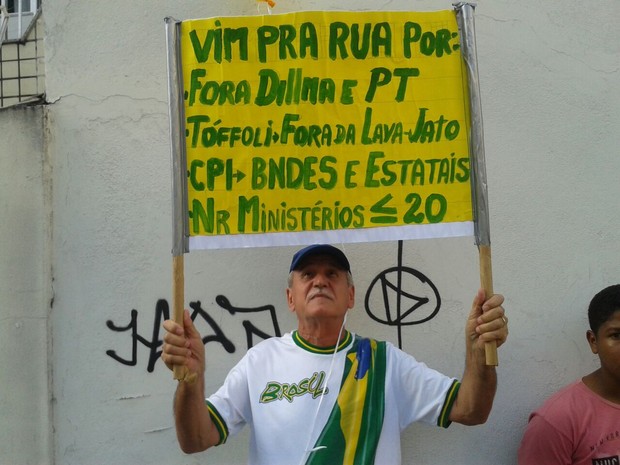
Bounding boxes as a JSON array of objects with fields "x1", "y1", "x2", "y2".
[{"x1": 1, "y1": 0, "x2": 39, "y2": 42}]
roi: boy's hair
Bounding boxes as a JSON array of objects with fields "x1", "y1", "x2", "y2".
[{"x1": 588, "y1": 284, "x2": 620, "y2": 335}]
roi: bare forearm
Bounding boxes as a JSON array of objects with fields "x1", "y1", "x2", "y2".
[
  {"x1": 450, "y1": 351, "x2": 497, "y2": 425},
  {"x1": 174, "y1": 379, "x2": 220, "y2": 453},
  {"x1": 449, "y1": 290, "x2": 506, "y2": 425}
]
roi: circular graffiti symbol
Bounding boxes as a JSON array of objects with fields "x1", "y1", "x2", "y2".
[{"x1": 364, "y1": 266, "x2": 440, "y2": 326}]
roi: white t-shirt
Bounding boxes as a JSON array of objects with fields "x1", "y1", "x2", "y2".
[{"x1": 207, "y1": 331, "x2": 459, "y2": 465}]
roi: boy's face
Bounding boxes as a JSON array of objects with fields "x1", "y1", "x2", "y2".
[{"x1": 587, "y1": 309, "x2": 620, "y2": 384}]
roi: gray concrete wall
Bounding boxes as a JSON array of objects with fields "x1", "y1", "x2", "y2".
[{"x1": 0, "y1": 105, "x2": 51, "y2": 465}]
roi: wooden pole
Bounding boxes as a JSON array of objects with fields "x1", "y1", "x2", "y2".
[
  {"x1": 479, "y1": 244, "x2": 498, "y2": 366},
  {"x1": 172, "y1": 254, "x2": 188, "y2": 380}
]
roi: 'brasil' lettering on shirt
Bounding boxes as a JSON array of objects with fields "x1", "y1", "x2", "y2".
[{"x1": 259, "y1": 371, "x2": 328, "y2": 403}]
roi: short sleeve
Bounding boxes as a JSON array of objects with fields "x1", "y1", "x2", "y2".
[
  {"x1": 206, "y1": 355, "x2": 252, "y2": 443},
  {"x1": 387, "y1": 343, "x2": 459, "y2": 430},
  {"x1": 518, "y1": 413, "x2": 573, "y2": 465}
]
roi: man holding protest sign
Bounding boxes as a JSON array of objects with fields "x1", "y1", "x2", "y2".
[{"x1": 161, "y1": 243, "x2": 508, "y2": 465}]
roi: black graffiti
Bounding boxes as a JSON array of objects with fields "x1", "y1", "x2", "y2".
[
  {"x1": 107, "y1": 241, "x2": 439, "y2": 367},
  {"x1": 216, "y1": 295, "x2": 281, "y2": 348},
  {"x1": 106, "y1": 296, "x2": 280, "y2": 372},
  {"x1": 188, "y1": 300, "x2": 236, "y2": 353},
  {"x1": 105, "y1": 299, "x2": 171, "y2": 372},
  {"x1": 364, "y1": 240, "x2": 441, "y2": 348}
]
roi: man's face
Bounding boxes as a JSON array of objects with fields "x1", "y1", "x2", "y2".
[
  {"x1": 587, "y1": 310, "x2": 620, "y2": 383},
  {"x1": 286, "y1": 254, "x2": 354, "y2": 321}
]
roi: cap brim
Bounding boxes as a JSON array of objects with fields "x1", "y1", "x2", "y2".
[{"x1": 289, "y1": 244, "x2": 350, "y2": 273}]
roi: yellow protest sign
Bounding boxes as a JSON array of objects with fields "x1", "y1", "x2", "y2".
[{"x1": 177, "y1": 10, "x2": 473, "y2": 249}]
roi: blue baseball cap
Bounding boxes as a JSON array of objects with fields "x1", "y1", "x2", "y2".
[{"x1": 289, "y1": 244, "x2": 351, "y2": 273}]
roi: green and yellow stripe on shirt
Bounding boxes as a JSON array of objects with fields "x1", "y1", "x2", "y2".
[
  {"x1": 306, "y1": 337, "x2": 387, "y2": 465},
  {"x1": 437, "y1": 379, "x2": 460, "y2": 428},
  {"x1": 206, "y1": 400, "x2": 229, "y2": 445}
]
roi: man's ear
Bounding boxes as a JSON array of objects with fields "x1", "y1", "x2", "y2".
[
  {"x1": 347, "y1": 285, "x2": 355, "y2": 310},
  {"x1": 586, "y1": 329, "x2": 598, "y2": 355},
  {"x1": 286, "y1": 288, "x2": 295, "y2": 312}
]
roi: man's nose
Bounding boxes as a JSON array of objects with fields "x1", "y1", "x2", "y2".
[{"x1": 312, "y1": 273, "x2": 328, "y2": 287}]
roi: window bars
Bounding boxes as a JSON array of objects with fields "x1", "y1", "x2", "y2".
[{"x1": 0, "y1": 0, "x2": 44, "y2": 108}]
